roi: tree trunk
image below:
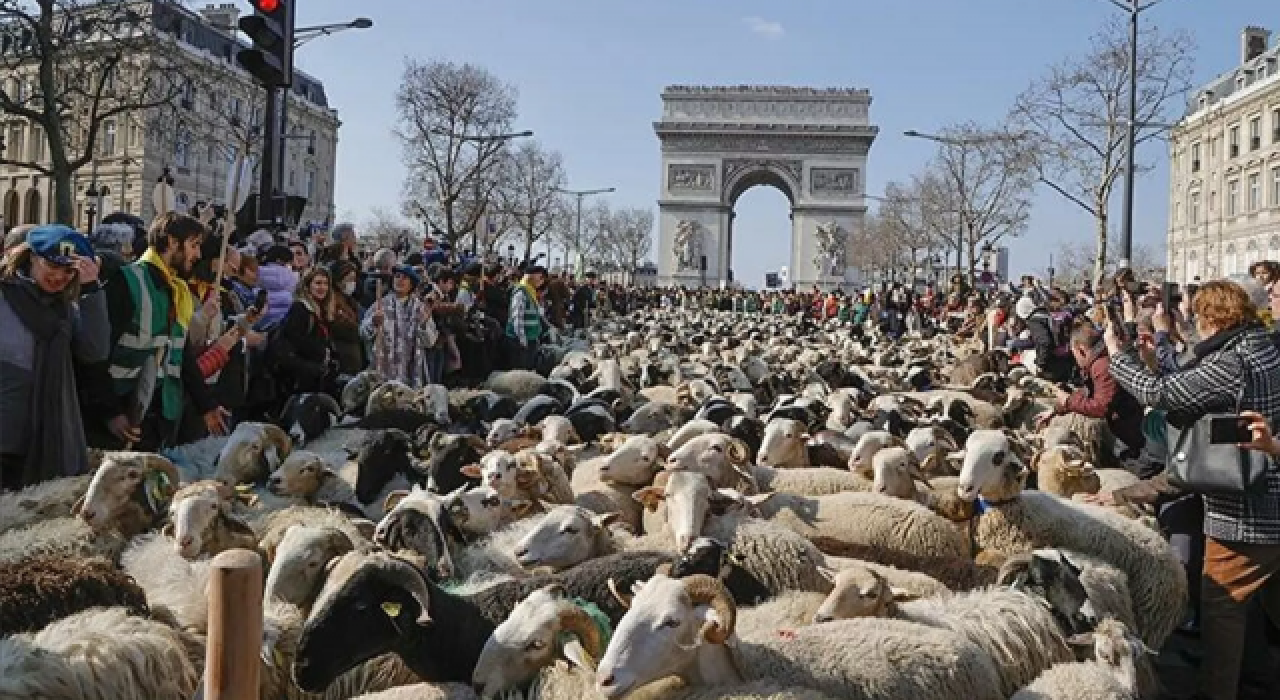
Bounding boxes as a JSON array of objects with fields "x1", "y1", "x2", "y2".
[
  {"x1": 53, "y1": 164, "x2": 74, "y2": 225},
  {"x1": 1092, "y1": 204, "x2": 1109, "y2": 290}
]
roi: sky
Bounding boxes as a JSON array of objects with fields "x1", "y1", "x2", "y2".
[{"x1": 278, "y1": 0, "x2": 1277, "y2": 288}]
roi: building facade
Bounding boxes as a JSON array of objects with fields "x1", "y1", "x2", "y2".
[
  {"x1": 1168, "y1": 26, "x2": 1280, "y2": 283},
  {"x1": 0, "y1": 1, "x2": 340, "y2": 233}
]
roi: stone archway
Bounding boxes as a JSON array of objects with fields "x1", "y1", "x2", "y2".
[{"x1": 655, "y1": 86, "x2": 878, "y2": 289}]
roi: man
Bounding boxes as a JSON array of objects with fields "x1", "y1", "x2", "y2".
[
  {"x1": 455, "y1": 262, "x2": 482, "y2": 311},
  {"x1": 360, "y1": 247, "x2": 396, "y2": 308},
  {"x1": 482, "y1": 263, "x2": 510, "y2": 327},
  {"x1": 506, "y1": 265, "x2": 549, "y2": 371},
  {"x1": 570, "y1": 271, "x2": 597, "y2": 329},
  {"x1": 85, "y1": 212, "x2": 228, "y2": 451},
  {"x1": 545, "y1": 272, "x2": 570, "y2": 331},
  {"x1": 319, "y1": 222, "x2": 360, "y2": 266},
  {"x1": 1038, "y1": 324, "x2": 1145, "y2": 459},
  {"x1": 422, "y1": 235, "x2": 449, "y2": 268},
  {"x1": 288, "y1": 239, "x2": 310, "y2": 272}
]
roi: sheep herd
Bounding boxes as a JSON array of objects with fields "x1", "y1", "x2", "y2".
[{"x1": 0, "y1": 307, "x2": 1187, "y2": 700}]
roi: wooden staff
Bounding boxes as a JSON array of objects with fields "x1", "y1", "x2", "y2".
[
  {"x1": 374, "y1": 278, "x2": 386, "y2": 358},
  {"x1": 212, "y1": 154, "x2": 246, "y2": 293}
]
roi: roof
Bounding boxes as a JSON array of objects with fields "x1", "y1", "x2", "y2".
[{"x1": 1186, "y1": 40, "x2": 1280, "y2": 117}]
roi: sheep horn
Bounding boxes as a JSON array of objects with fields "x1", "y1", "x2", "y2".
[
  {"x1": 607, "y1": 577, "x2": 632, "y2": 608},
  {"x1": 140, "y1": 454, "x2": 182, "y2": 492},
  {"x1": 261, "y1": 424, "x2": 294, "y2": 457},
  {"x1": 557, "y1": 604, "x2": 605, "y2": 663},
  {"x1": 994, "y1": 551, "x2": 1035, "y2": 587},
  {"x1": 725, "y1": 438, "x2": 750, "y2": 466},
  {"x1": 314, "y1": 393, "x2": 342, "y2": 418},
  {"x1": 681, "y1": 574, "x2": 736, "y2": 644},
  {"x1": 372, "y1": 555, "x2": 434, "y2": 626}
]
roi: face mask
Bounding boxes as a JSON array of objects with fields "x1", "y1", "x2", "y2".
[{"x1": 342, "y1": 281, "x2": 356, "y2": 296}]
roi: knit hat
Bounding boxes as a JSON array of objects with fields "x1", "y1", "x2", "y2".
[
  {"x1": 1015, "y1": 296, "x2": 1036, "y2": 320},
  {"x1": 393, "y1": 264, "x2": 421, "y2": 287},
  {"x1": 27, "y1": 224, "x2": 94, "y2": 265}
]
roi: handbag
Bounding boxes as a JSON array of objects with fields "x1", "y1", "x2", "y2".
[{"x1": 1166, "y1": 382, "x2": 1273, "y2": 494}]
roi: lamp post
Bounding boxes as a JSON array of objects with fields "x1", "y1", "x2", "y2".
[
  {"x1": 553, "y1": 185, "x2": 615, "y2": 279},
  {"x1": 293, "y1": 17, "x2": 374, "y2": 48},
  {"x1": 85, "y1": 183, "x2": 100, "y2": 230},
  {"x1": 1099, "y1": 0, "x2": 1173, "y2": 271}
]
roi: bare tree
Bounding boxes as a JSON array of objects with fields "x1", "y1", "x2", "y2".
[
  {"x1": 930, "y1": 122, "x2": 1037, "y2": 283},
  {"x1": 395, "y1": 58, "x2": 518, "y2": 246},
  {"x1": 362, "y1": 205, "x2": 414, "y2": 249},
  {"x1": 877, "y1": 178, "x2": 947, "y2": 271},
  {"x1": 1012, "y1": 16, "x2": 1194, "y2": 285},
  {"x1": 0, "y1": 0, "x2": 189, "y2": 223},
  {"x1": 1041, "y1": 238, "x2": 1167, "y2": 290},
  {"x1": 852, "y1": 209, "x2": 906, "y2": 281},
  {"x1": 602, "y1": 206, "x2": 654, "y2": 283},
  {"x1": 495, "y1": 140, "x2": 569, "y2": 260}
]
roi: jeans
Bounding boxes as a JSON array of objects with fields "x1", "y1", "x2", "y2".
[{"x1": 1200, "y1": 537, "x2": 1280, "y2": 700}]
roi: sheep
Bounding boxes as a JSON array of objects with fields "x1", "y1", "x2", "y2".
[
  {"x1": 869, "y1": 446, "x2": 973, "y2": 522},
  {"x1": 214, "y1": 420, "x2": 293, "y2": 485},
  {"x1": 281, "y1": 392, "x2": 344, "y2": 447},
  {"x1": 164, "y1": 479, "x2": 258, "y2": 559},
  {"x1": 349, "y1": 685, "x2": 482, "y2": 700},
  {"x1": 0, "y1": 555, "x2": 148, "y2": 636},
  {"x1": 484, "y1": 369, "x2": 550, "y2": 402},
  {"x1": 755, "y1": 418, "x2": 811, "y2": 467},
  {"x1": 348, "y1": 428, "x2": 428, "y2": 519},
  {"x1": 571, "y1": 454, "x2": 649, "y2": 532},
  {"x1": 595, "y1": 573, "x2": 1005, "y2": 700},
  {"x1": 0, "y1": 514, "x2": 128, "y2": 566},
  {"x1": 292, "y1": 549, "x2": 672, "y2": 692},
  {"x1": 512, "y1": 505, "x2": 659, "y2": 572},
  {"x1": 341, "y1": 369, "x2": 385, "y2": 416},
  {"x1": 66, "y1": 451, "x2": 181, "y2": 538},
  {"x1": 904, "y1": 425, "x2": 960, "y2": 475},
  {"x1": 264, "y1": 524, "x2": 357, "y2": 609},
  {"x1": 486, "y1": 419, "x2": 527, "y2": 447},
  {"x1": 955, "y1": 428, "x2": 1188, "y2": 648},
  {"x1": 539, "y1": 415, "x2": 581, "y2": 446},
  {"x1": 1032, "y1": 445, "x2": 1101, "y2": 499},
  {"x1": 1043, "y1": 413, "x2": 1119, "y2": 469},
  {"x1": 0, "y1": 606, "x2": 200, "y2": 700},
  {"x1": 665, "y1": 418, "x2": 721, "y2": 452},
  {"x1": 266, "y1": 450, "x2": 364, "y2": 515},
  {"x1": 446, "y1": 485, "x2": 539, "y2": 540},
  {"x1": 846, "y1": 430, "x2": 902, "y2": 475},
  {"x1": 462, "y1": 449, "x2": 575, "y2": 506},
  {"x1": 120, "y1": 533, "x2": 213, "y2": 634},
  {"x1": 1011, "y1": 618, "x2": 1152, "y2": 700},
  {"x1": 664, "y1": 432, "x2": 757, "y2": 491},
  {"x1": 0, "y1": 473, "x2": 93, "y2": 536},
  {"x1": 366, "y1": 378, "x2": 420, "y2": 415},
  {"x1": 746, "y1": 464, "x2": 871, "y2": 497},
  {"x1": 621, "y1": 401, "x2": 681, "y2": 435}
]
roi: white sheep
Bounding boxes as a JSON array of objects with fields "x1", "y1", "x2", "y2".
[
  {"x1": 595, "y1": 573, "x2": 1004, "y2": 700},
  {"x1": 869, "y1": 447, "x2": 972, "y2": 522},
  {"x1": 1011, "y1": 618, "x2": 1152, "y2": 700},
  {"x1": 214, "y1": 421, "x2": 293, "y2": 485},
  {"x1": 266, "y1": 450, "x2": 363, "y2": 514},
  {"x1": 0, "y1": 473, "x2": 93, "y2": 536},
  {"x1": 955, "y1": 429, "x2": 1188, "y2": 649},
  {"x1": 755, "y1": 418, "x2": 810, "y2": 468},
  {"x1": 164, "y1": 480, "x2": 258, "y2": 560}
]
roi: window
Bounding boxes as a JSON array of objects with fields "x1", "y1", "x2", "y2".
[
  {"x1": 174, "y1": 128, "x2": 190, "y2": 167},
  {"x1": 207, "y1": 143, "x2": 216, "y2": 164},
  {"x1": 28, "y1": 125, "x2": 43, "y2": 161},
  {"x1": 1190, "y1": 191, "x2": 1201, "y2": 224},
  {"x1": 230, "y1": 96, "x2": 243, "y2": 124},
  {"x1": 1188, "y1": 250, "x2": 1200, "y2": 282},
  {"x1": 100, "y1": 119, "x2": 116, "y2": 156},
  {"x1": 1211, "y1": 137, "x2": 1220, "y2": 162},
  {"x1": 6, "y1": 124, "x2": 23, "y2": 160},
  {"x1": 1225, "y1": 244, "x2": 1240, "y2": 276},
  {"x1": 1174, "y1": 200, "x2": 1182, "y2": 224},
  {"x1": 1273, "y1": 167, "x2": 1280, "y2": 207},
  {"x1": 1191, "y1": 142, "x2": 1201, "y2": 172},
  {"x1": 128, "y1": 122, "x2": 140, "y2": 148},
  {"x1": 1210, "y1": 190, "x2": 1218, "y2": 213},
  {"x1": 306, "y1": 171, "x2": 315, "y2": 198},
  {"x1": 1274, "y1": 108, "x2": 1280, "y2": 143},
  {"x1": 288, "y1": 169, "x2": 296, "y2": 189},
  {"x1": 181, "y1": 81, "x2": 194, "y2": 109},
  {"x1": 1230, "y1": 126, "x2": 1240, "y2": 157},
  {"x1": 1249, "y1": 173, "x2": 1261, "y2": 210},
  {"x1": 1250, "y1": 117, "x2": 1262, "y2": 150},
  {"x1": 1228, "y1": 180, "x2": 1240, "y2": 216}
]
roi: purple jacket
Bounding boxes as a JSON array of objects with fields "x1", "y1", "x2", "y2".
[{"x1": 257, "y1": 264, "x2": 298, "y2": 326}]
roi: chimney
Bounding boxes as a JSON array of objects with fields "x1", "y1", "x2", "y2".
[
  {"x1": 199, "y1": 3, "x2": 240, "y2": 33},
  {"x1": 1242, "y1": 26, "x2": 1270, "y2": 64}
]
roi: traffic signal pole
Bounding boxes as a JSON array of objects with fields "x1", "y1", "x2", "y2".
[{"x1": 256, "y1": 86, "x2": 282, "y2": 225}]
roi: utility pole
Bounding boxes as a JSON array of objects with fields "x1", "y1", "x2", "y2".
[
  {"x1": 553, "y1": 186, "x2": 615, "y2": 278},
  {"x1": 1119, "y1": 0, "x2": 1139, "y2": 271}
]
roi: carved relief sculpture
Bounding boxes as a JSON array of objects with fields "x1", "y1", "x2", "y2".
[
  {"x1": 813, "y1": 221, "x2": 848, "y2": 276},
  {"x1": 668, "y1": 165, "x2": 715, "y2": 191},
  {"x1": 722, "y1": 158, "x2": 804, "y2": 193},
  {"x1": 811, "y1": 168, "x2": 859, "y2": 195},
  {"x1": 673, "y1": 220, "x2": 704, "y2": 271}
]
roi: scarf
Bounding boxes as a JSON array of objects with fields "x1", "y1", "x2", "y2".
[
  {"x1": 0, "y1": 277, "x2": 86, "y2": 484},
  {"x1": 140, "y1": 247, "x2": 195, "y2": 329},
  {"x1": 518, "y1": 277, "x2": 542, "y2": 305}
]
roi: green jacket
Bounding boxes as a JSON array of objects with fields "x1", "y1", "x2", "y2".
[
  {"x1": 505, "y1": 285, "x2": 544, "y2": 343},
  {"x1": 107, "y1": 262, "x2": 187, "y2": 422}
]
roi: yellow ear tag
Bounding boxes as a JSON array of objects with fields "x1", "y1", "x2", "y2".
[
  {"x1": 273, "y1": 648, "x2": 286, "y2": 668},
  {"x1": 380, "y1": 601, "x2": 402, "y2": 618},
  {"x1": 235, "y1": 483, "x2": 254, "y2": 494}
]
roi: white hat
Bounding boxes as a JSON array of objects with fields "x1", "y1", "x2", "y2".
[{"x1": 1015, "y1": 296, "x2": 1037, "y2": 320}]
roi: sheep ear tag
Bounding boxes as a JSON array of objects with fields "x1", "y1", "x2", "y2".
[
  {"x1": 380, "y1": 601, "x2": 403, "y2": 618},
  {"x1": 144, "y1": 471, "x2": 173, "y2": 514}
]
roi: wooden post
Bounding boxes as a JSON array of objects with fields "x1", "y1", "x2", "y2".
[{"x1": 205, "y1": 549, "x2": 262, "y2": 700}]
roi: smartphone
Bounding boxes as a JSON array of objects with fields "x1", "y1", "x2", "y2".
[
  {"x1": 1209, "y1": 415, "x2": 1252, "y2": 445},
  {"x1": 253, "y1": 289, "x2": 268, "y2": 313}
]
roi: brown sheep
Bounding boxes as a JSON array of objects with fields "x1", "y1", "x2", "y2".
[{"x1": 0, "y1": 555, "x2": 148, "y2": 635}]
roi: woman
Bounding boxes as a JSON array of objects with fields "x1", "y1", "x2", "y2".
[
  {"x1": 1105, "y1": 279, "x2": 1280, "y2": 700},
  {"x1": 272, "y1": 267, "x2": 339, "y2": 397},
  {"x1": 328, "y1": 260, "x2": 365, "y2": 376},
  {"x1": 360, "y1": 265, "x2": 438, "y2": 387},
  {"x1": 1248, "y1": 260, "x2": 1280, "y2": 322},
  {"x1": 0, "y1": 226, "x2": 108, "y2": 490}
]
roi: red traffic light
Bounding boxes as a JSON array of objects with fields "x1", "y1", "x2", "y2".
[{"x1": 253, "y1": 0, "x2": 280, "y2": 12}]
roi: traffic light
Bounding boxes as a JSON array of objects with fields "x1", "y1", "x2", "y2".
[{"x1": 237, "y1": 0, "x2": 294, "y2": 88}]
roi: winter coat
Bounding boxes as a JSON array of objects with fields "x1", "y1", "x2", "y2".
[
  {"x1": 273, "y1": 300, "x2": 334, "y2": 394},
  {"x1": 257, "y1": 264, "x2": 298, "y2": 327},
  {"x1": 1110, "y1": 324, "x2": 1280, "y2": 544},
  {"x1": 330, "y1": 294, "x2": 365, "y2": 375},
  {"x1": 1059, "y1": 347, "x2": 1145, "y2": 456},
  {"x1": 1026, "y1": 309, "x2": 1071, "y2": 382}
]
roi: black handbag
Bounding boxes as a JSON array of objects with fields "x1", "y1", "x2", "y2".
[{"x1": 1166, "y1": 383, "x2": 1273, "y2": 494}]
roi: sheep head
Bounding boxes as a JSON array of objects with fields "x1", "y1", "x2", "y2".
[
  {"x1": 164, "y1": 480, "x2": 256, "y2": 560},
  {"x1": 813, "y1": 565, "x2": 914, "y2": 623},
  {"x1": 266, "y1": 451, "x2": 333, "y2": 500},
  {"x1": 75, "y1": 452, "x2": 180, "y2": 534},
  {"x1": 954, "y1": 429, "x2": 1028, "y2": 503}
]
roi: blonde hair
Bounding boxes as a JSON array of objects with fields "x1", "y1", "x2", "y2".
[
  {"x1": 1193, "y1": 280, "x2": 1256, "y2": 331},
  {"x1": 0, "y1": 243, "x2": 81, "y2": 302}
]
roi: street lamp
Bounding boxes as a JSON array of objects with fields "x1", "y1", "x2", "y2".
[
  {"x1": 1098, "y1": 0, "x2": 1174, "y2": 271},
  {"x1": 85, "y1": 183, "x2": 100, "y2": 230},
  {"x1": 294, "y1": 18, "x2": 374, "y2": 48},
  {"x1": 553, "y1": 185, "x2": 616, "y2": 278}
]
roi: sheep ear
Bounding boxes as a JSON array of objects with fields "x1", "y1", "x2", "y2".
[
  {"x1": 459, "y1": 464, "x2": 482, "y2": 479},
  {"x1": 350, "y1": 519, "x2": 376, "y2": 541},
  {"x1": 945, "y1": 450, "x2": 966, "y2": 463},
  {"x1": 1066, "y1": 632, "x2": 1096, "y2": 647},
  {"x1": 592, "y1": 512, "x2": 622, "y2": 530},
  {"x1": 632, "y1": 487, "x2": 664, "y2": 510},
  {"x1": 561, "y1": 638, "x2": 597, "y2": 672},
  {"x1": 383, "y1": 490, "x2": 410, "y2": 513}
]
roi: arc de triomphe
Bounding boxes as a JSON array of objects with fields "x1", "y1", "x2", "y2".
[{"x1": 655, "y1": 86, "x2": 878, "y2": 289}]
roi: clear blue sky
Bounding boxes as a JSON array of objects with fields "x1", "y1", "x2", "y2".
[{"x1": 282, "y1": 0, "x2": 1276, "y2": 287}]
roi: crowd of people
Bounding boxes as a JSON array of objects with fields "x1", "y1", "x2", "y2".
[
  {"x1": 0, "y1": 213, "x2": 633, "y2": 489},
  {"x1": 4, "y1": 208, "x2": 1280, "y2": 698}
]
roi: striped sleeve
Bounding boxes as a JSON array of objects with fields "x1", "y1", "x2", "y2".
[{"x1": 1109, "y1": 348, "x2": 1239, "y2": 415}]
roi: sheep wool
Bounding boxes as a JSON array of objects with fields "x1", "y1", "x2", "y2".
[
  {"x1": 0, "y1": 474, "x2": 93, "y2": 536},
  {"x1": 0, "y1": 516, "x2": 127, "y2": 566},
  {"x1": 0, "y1": 555, "x2": 148, "y2": 636}
]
